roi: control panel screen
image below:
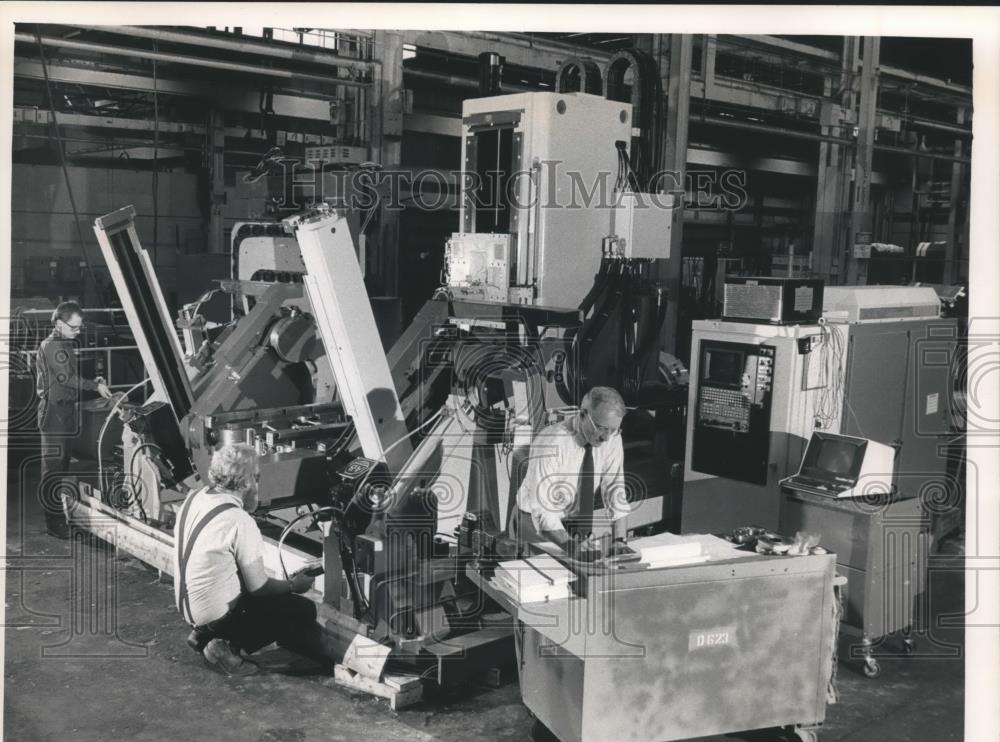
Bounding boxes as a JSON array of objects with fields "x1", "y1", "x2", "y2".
[
  {"x1": 692, "y1": 340, "x2": 776, "y2": 486},
  {"x1": 703, "y1": 349, "x2": 745, "y2": 386}
]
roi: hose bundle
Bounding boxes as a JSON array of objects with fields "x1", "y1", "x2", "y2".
[{"x1": 559, "y1": 257, "x2": 668, "y2": 406}]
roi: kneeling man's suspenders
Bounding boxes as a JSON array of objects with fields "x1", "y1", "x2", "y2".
[{"x1": 175, "y1": 495, "x2": 239, "y2": 625}]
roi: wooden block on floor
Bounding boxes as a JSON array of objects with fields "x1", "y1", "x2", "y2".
[{"x1": 333, "y1": 664, "x2": 423, "y2": 711}]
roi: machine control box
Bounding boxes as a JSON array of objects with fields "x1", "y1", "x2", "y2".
[
  {"x1": 723, "y1": 276, "x2": 824, "y2": 325},
  {"x1": 445, "y1": 233, "x2": 512, "y2": 303},
  {"x1": 692, "y1": 341, "x2": 776, "y2": 485}
]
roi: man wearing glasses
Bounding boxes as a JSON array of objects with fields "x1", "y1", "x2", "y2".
[
  {"x1": 510, "y1": 386, "x2": 629, "y2": 558},
  {"x1": 35, "y1": 301, "x2": 112, "y2": 539}
]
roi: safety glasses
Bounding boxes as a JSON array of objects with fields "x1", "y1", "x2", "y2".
[{"x1": 582, "y1": 408, "x2": 621, "y2": 438}]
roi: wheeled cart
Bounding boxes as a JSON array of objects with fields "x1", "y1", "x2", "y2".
[
  {"x1": 474, "y1": 542, "x2": 839, "y2": 742},
  {"x1": 781, "y1": 489, "x2": 929, "y2": 679}
]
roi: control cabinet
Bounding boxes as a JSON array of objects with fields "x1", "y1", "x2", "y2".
[
  {"x1": 680, "y1": 288, "x2": 957, "y2": 539},
  {"x1": 691, "y1": 340, "x2": 775, "y2": 485},
  {"x1": 681, "y1": 320, "x2": 829, "y2": 533}
]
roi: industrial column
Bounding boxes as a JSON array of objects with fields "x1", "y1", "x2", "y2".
[
  {"x1": 945, "y1": 107, "x2": 969, "y2": 283},
  {"x1": 661, "y1": 33, "x2": 692, "y2": 354},
  {"x1": 206, "y1": 106, "x2": 226, "y2": 253},
  {"x1": 372, "y1": 30, "x2": 405, "y2": 297},
  {"x1": 845, "y1": 36, "x2": 880, "y2": 285},
  {"x1": 811, "y1": 74, "x2": 849, "y2": 286}
]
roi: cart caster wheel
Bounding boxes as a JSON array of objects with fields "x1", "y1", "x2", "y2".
[
  {"x1": 792, "y1": 727, "x2": 819, "y2": 742},
  {"x1": 863, "y1": 659, "x2": 882, "y2": 678}
]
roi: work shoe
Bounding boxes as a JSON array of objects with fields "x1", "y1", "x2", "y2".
[
  {"x1": 202, "y1": 638, "x2": 259, "y2": 677},
  {"x1": 187, "y1": 628, "x2": 213, "y2": 653}
]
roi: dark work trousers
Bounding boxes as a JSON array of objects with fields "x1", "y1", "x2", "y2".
[
  {"x1": 37, "y1": 400, "x2": 79, "y2": 528},
  {"x1": 197, "y1": 592, "x2": 320, "y2": 656}
]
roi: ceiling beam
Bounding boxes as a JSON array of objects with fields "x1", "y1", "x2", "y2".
[
  {"x1": 16, "y1": 33, "x2": 367, "y2": 89},
  {"x1": 738, "y1": 35, "x2": 840, "y2": 61},
  {"x1": 400, "y1": 30, "x2": 609, "y2": 72},
  {"x1": 75, "y1": 25, "x2": 374, "y2": 73},
  {"x1": 14, "y1": 60, "x2": 334, "y2": 119}
]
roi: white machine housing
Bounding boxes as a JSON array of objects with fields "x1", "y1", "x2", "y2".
[
  {"x1": 452, "y1": 92, "x2": 672, "y2": 309},
  {"x1": 822, "y1": 285, "x2": 939, "y2": 323}
]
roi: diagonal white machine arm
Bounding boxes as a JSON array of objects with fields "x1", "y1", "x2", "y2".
[
  {"x1": 93, "y1": 205, "x2": 194, "y2": 424},
  {"x1": 285, "y1": 208, "x2": 412, "y2": 472}
]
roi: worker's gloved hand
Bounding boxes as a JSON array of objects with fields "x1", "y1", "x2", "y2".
[
  {"x1": 96, "y1": 381, "x2": 112, "y2": 400},
  {"x1": 290, "y1": 571, "x2": 315, "y2": 594}
]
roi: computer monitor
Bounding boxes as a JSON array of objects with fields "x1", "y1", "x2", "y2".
[
  {"x1": 800, "y1": 433, "x2": 868, "y2": 485},
  {"x1": 784, "y1": 432, "x2": 895, "y2": 498}
]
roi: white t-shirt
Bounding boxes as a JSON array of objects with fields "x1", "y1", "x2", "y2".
[
  {"x1": 173, "y1": 487, "x2": 267, "y2": 626},
  {"x1": 515, "y1": 419, "x2": 629, "y2": 534}
]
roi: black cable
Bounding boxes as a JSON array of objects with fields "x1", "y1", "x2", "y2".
[
  {"x1": 573, "y1": 260, "x2": 626, "y2": 394},
  {"x1": 326, "y1": 420, "x2": 356, "y2": 459},
  {"x1": 34, "y1": 31, "x2": 102, "y2": 303}
]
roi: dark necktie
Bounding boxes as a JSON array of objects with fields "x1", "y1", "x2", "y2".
[{"x1": 575, "y1": 444, "x2": 596, "y2": 529}]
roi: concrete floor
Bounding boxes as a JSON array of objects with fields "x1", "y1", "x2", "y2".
[{"x1": 4, "y1": 470, "x2": 965, "y2": 742}]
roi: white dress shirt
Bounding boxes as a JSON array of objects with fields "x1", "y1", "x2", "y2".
[{"x1": 516, "y1": 418, "x2": 629, "y2": 534}]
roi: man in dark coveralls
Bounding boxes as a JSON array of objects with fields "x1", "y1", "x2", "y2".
[{"x1": 36, "y1": 301, "x2": 112, "y2": 539}]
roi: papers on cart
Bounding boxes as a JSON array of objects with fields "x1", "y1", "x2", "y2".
[
  {"x1": 493, "y1": 555, "x2": 576, "y2": 604},
  {"x1": 632, "y1": 533, "x2": 751, "y2": 568},
  {"x1": 637, "y1": 541, "x2": 710, "y2": 568}
]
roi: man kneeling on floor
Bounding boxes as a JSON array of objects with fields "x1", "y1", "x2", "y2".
[{"x1": 174, "y1": 443, "x2": 320, "y2": 676}]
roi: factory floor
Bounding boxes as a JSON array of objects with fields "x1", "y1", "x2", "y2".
[{"x1": 4, "y1": 471, "x2": 965, "y2": 742}]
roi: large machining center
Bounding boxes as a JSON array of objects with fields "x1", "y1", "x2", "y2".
[
  {"x1": 64, "y1": 85, "x2": 848, "y2": 730},
  {"x1": 85, "y1": 203, "x2": 519, "y2": 688},
  {"x1": 430, "y1": 90, "x2": 687, "y2": 528}
]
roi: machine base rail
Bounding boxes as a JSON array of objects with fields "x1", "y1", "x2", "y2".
[{"x1": 61, "y1": 485, "x2": 426, "y2": 708}]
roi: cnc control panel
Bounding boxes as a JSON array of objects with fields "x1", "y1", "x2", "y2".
[{"x1": 692, "y1": 340, "x2": 775, "y2": 485}]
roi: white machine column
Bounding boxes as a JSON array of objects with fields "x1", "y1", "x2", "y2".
[{"x1": 285, "y1": 207, "x2": 412, "y2": 472}]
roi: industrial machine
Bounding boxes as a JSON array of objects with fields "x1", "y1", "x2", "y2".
[
  {"x1": 428, "y1": 91, "x2": 688, "y2": 533},
  {"x1": 66, "y1": 87, "x2": 700, "y2": 722},
  {"x1": 442, "y1": 91, "x2": 679, "y2": 409},
  {"x1": 448, "y1": 91, "x2": 672, "y2": 308},
  {"x1": 780, "y1": 432, "x2": 926, "y2": 678},
  {"x1": 681, "y1": 280, "x2": 954, "y2": 676},
  {"x1": 681, "y1": 281, "x2": 956, "y2": 534},
  {"x1": 682, "y1": 319, "x2": 824, "y2": 530},
  {"x1": 85, "y1": 203, "x2": 524, "y2": 689}
]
